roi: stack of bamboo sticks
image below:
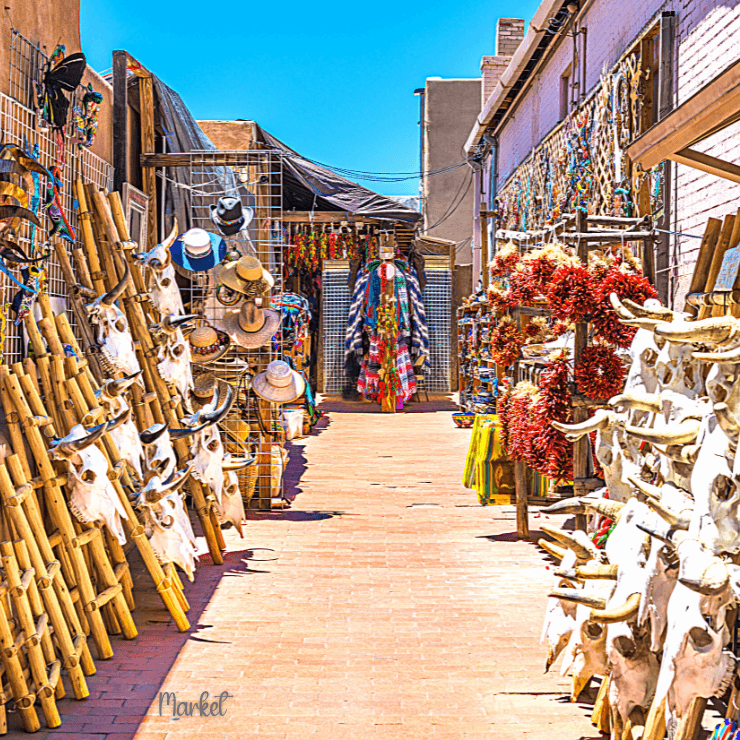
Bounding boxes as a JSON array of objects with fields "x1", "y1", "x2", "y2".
[{"x1": 0, "y1": 180, "x2": 236, "y2": 731}]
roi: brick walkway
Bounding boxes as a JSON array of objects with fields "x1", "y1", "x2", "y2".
[{"x1": 21, "y1": 396, "x2": 600, "y2": 740}]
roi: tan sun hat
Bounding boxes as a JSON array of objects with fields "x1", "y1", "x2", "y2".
[
  {"x1": 217, "y1": 255, "x2": 275, "y2": 297},
  {"x1": 223, "y1": 300, "x2": 281, "y2": 349},
  {"x1": 188, "y1": 325, "x2": 232, "y2": 364},
  {"x1": 252, "y1": 360, "x2": 305, "y2": 404},
  {"x1": 192, "y1": 371, "x2": 216, "y2": 399}
]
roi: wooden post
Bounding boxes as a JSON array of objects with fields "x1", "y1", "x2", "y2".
[
  {"x1": 112, "y1": 51, "x2": 129, "y2": 193},
  {"x1": 480, "y1": 202, "x2": 489, "y2": 290},
  {"x1": 139, "y1": 75, "x2": 158, "y2": 250},
  {"x1": 572, "y1": 210, "x2": 589, "y2": 532},
  {"x1": 512, "y1": 306, "x2": 529, "y2": 539}
]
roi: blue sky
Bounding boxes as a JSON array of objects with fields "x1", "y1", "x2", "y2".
[{"x1": 81, "y1": 0, "x2": 539, "y2": 195}]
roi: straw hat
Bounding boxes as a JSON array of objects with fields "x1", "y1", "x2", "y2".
[
  {"x1": 192, "y1": 371, "x2": 216, "y2": 400},
  {"x1": 188, "y1": 325, "x2": 231, "y2": 364},
  {"x1": 252, "y1": 360, "x2": 305, "y2": 404},
  {"x1": 223, "y1": 300, "x2": 280, "y2": 349},
  {"x1": 217, "y1": 255, "x2": 274, "y2": 296}
]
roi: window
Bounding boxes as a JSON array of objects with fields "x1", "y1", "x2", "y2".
[{"x1": 560, "y1": 64, "x2": 572, "y2": 120}]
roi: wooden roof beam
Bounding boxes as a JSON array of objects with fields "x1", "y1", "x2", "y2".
[{"x1": 668, "y1": 147, "x2": 740, "y2": 185}]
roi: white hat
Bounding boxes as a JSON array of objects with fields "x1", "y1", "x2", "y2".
[{"x1": 252, "y1": 361, "x2": 305, "y2": 404}]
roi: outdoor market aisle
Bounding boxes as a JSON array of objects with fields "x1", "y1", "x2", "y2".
[{"x1": 32, "y1": 397, "x2": 596, "y2": 740}]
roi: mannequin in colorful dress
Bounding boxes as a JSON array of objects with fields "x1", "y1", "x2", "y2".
[{"x1": 345, "y1": 235, "x2": 430, "y2": 412}]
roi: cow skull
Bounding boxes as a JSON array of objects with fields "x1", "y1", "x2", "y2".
[
  {"x1": 86, "y1": 261, "x2": 140, "y2": 376},
  {"x1": 154, "y1": 314, "x2": 197, "y2": 408},
  {"x1": 51, "y1": 420, "x2": 129, "y2": 545},
  {"x1": 135, "y1": 222, "x2": 185, "y2": 318}
]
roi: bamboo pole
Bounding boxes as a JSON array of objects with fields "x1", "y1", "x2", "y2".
[
  {"x1": 0, "y1": 579, "x2": 39, "y2": 732},
  {"x1": 3, "y1": 373, "x2": 115, "y2": 659},
  {"x1": 0, "y1": 367, "x2": 32, "y2": 482},
  {"x1": 74, "y1": 180, "x2": 107, "y2": 297},
  {"x1": 12, "y1": 539, "x2": 62, "y2": 699},
  {"x1": 0, "y1": 541, "x2": 61, "y2": 728}
]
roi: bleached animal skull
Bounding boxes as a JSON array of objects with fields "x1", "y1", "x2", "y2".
[
  {"x1": 51, "y1": 420, "x2": 129, "y2": 545},
  {"x1": 136, "y1": 467, "x2": 198, "y2": 580},
  {"x1": 154, "y1": 314, "x2": 197, "y2": 409},
  {"x1": 216, "y1": 468, "x2": 247, "y2": 537},
  {"x1": 652, "y1": 580, "x2": 735, "y2": 723},
  {"x1": 96, "y1": 373, "x2": 145, "y2": 478},
  {"x1": 541, "y1": 549, "x2": 579, "y2": 674},
  {"x1": 86, "y1": 262, "x2": 141, "y2": 377},
  {"x1": 135, "y1": 222, "x2": 185, "y2": 318}
]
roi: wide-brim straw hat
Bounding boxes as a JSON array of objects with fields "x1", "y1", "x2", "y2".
[
  {"x1": 189, "y1": 325, "x2": 231, "y2": 364},
  {"x1": 223, "y1": 304, "x2": 281, "y2": 349},
  {"x1": 252, "y1": 361, "x2": 305, "y2": 404},
  {"x1": 217, "y1": 255, "x2": 274, "y2": 295},
  {"x1": 192, "y1": 371, "x2": 216, "y2": 400}
]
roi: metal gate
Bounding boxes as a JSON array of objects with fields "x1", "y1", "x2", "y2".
[
  {"x1": 320, "y1": 260, "x2": 351, "y2": 394},
  {"x1": 423, "y1": 255, "x2": 452, "y2": 392}
]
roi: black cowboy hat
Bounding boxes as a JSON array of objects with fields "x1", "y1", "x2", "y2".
[{"x1": 209, "y1": 196, "x2": 253, "y2": 237}]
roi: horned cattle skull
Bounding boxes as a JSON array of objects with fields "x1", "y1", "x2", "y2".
[
  {"x1": 96, "y1": 373, "x2": 145, "y2": 478},
  {"x1": 135, "y1": 222, "x2": 185, "y2": 318},
  {"x1": 154, "y1": 314, "x2": 197, "y2": 408},
  {"x1": 86, "y1": 262, "x2": 140, "y2": 377},
  {"x1": 216, "y1": 468, "x2": 247, "y2": 537},
  {"x1": 51, "y1": 421, "x2": 129, "y2": 545}
]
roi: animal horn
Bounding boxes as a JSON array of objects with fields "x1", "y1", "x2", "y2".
[
  {"x1": 168, "y1": 423, "x2": 208, "y2": 440},
  {"x1": 198, "y1": 384, "x2": 234, "y2": 426},
  {"x1": 540, "y1": 524, "x2": 595, "y2": 561},
  {"x1": 541, "y1": 498, "x2": 586, "y2": 516},
  {"x1": 654, "y1": 316, "x2": 738, "y2": 344},
  {"x1": 105, "y1": 371, "x2": 143, "y2": 397},
  {"x1": 139, "y1": 423, "x2": 168, "y2": 446},
  {"x1": 551, "y1": 409, "x2": 613, "y2": 441},
  {"x1": 105, "y1": 408, "x2": 131, "y2": 433},
  {"x1": 621, "y1": 299, "x2": 675, "y2": 321},
  {"x1": 715, "y1": 403, "x2": 740, "y2": 444},
  {"x1": 163, "y1": 313, "x2": 199, "y2": 333},
  {"x1": 627, "y1": 475, "x2": 662, "y2": 500},
  {"x1": 581, "y1": 498, "x2": 625, "y2": 521},
  {"x1": 679, "y1": 556, "x2": 730, "y2": 596},
  {"x1": 161, "y1": 219, "x2": 179, "y2": 250},
  {"x1": 100, "y1": 259, "x2": 132, "y2": 306},
  {"x1": 52, "y1": 422, "x2": 108, "y2": 457},
  {"x1": 635, "y1": 523, "x2": 675, "y2": 547},
  {"x1": 160, "y1": 464, "x2": 193, "y2": 494},
  {"x1": 693, "y1": 346, "x2": 740, "y2": 363},
  {"x1": 642, "y1": 496, "x2": 691, "y2": 530},
  {"x1": 624, "y1": 419, "x2": 701, "y2": 445},
  {"x1": 575, "y1": 564, "x2": 619, "y2": 580},
  {"x1": 618, "y1": 318, "x2": 666, "y2": 330},
  {"x1": 590, "y1": 593, "x2": 641, "y2": 624},
  {"x1": 609, "y1": 393, "x2": 662, "y2": 414},
  {"x1": 538, "y1": 539, "x2": 567, "y2": 562},
  {"x1": 609, "y1": 292, "x2": 636, "y2": 320},
  {"x1": 548, "y1": 588, "x2": 608, "y2": 610},
  {"x1": 222, "y1": 454, "x2": 256, "y2": 471}
]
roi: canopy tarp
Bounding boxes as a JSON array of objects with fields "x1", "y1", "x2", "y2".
[{"x1": 254, "y1": 125, "x2": 421, "y2": 225}]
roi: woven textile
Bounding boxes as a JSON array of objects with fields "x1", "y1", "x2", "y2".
[
  {"x1": 463, "y1": 415, "x2": 515, "y2": 505},
  {"x1": 357, "y1": 334, "x2": 416, "y2": 403}
]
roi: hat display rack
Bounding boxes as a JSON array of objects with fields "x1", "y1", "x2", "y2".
[{"x1": 184, "y1": 150, "x2": 290, "y2": 511}]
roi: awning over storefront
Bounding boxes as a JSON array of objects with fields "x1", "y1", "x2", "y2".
[{"x1": 627, "y1": 56, "x2": 740, "y2": 183}]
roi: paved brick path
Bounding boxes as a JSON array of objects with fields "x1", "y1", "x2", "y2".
[{"x1": 22, "y1": 397, "x2": 600, "y2": 740}]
